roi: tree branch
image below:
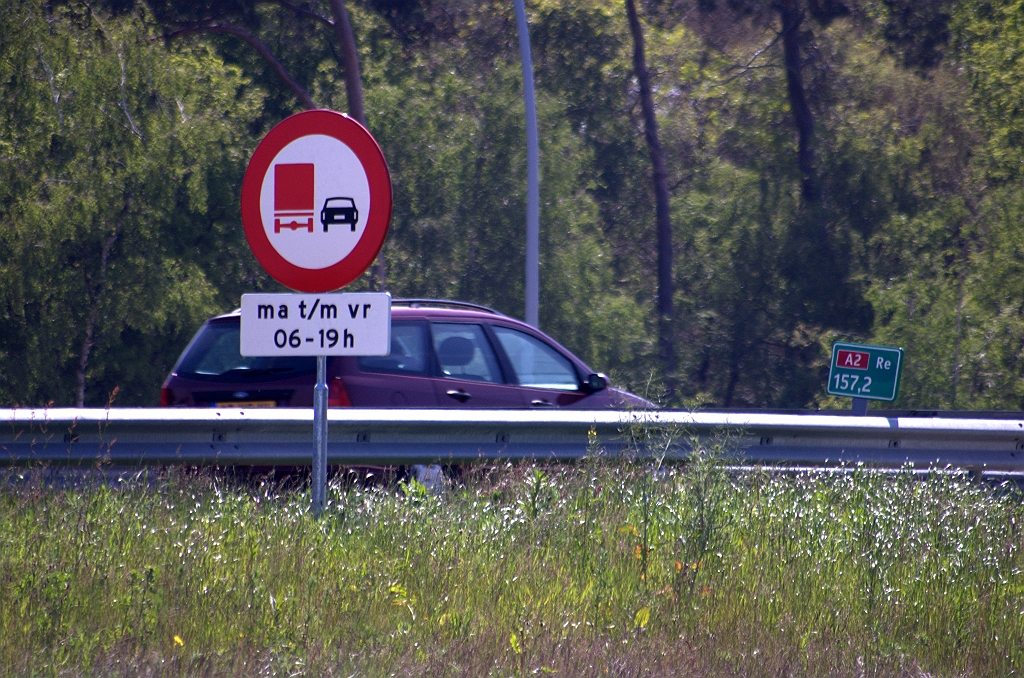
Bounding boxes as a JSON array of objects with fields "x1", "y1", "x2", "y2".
[
  {"x1": 36, "y1": 45, "x2": 64, "y2": 130},
  {"x1": 728, "y1": 30, "x2": 784, "y2": 74},
  {"x1": 271, "y1": 0, "x2": 334, "y2": 28},
  {"x1": 92, "y1": 12, "x2": 144, "y2": 139},
  {"x1": 715, "y1": 31, "x2": 784, "y2": 87},
  {"x1": 115, "y1": 43, "x2": 144, "y2": 139},
  {"x1": 163, "y1": 23, "x2": 316, "y2": 110}
]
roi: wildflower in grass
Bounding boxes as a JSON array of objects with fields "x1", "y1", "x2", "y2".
[
  {"x1": 633, "y1": 606, "x2": 651, "y2": 630},
  {"x1": 173, "y1": 635, "x2": 184, "y2": 647}
]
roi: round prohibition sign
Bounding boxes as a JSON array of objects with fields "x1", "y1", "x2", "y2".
[{"x1": 241, "y1": 110, "x2": 392, "y2": 292}]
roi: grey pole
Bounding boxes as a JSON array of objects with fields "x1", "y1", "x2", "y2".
[
  {"x1": 515, "y1": 0, "x2": 540, "y2": 328},
  {"x1": 312, "y1": 355, "x2": 328, "y2": 516}
]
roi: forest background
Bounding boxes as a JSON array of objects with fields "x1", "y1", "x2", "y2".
[{"x1": 1, "y1": 0, "x2": 1023, "y2": 410}]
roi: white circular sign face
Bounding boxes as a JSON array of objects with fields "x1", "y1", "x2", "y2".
[{"x1": 257, "y1": 134, "x2": 372, "y2": 270}]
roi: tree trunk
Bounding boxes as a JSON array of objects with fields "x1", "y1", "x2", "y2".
[
  {"x1": 76, "y1": 194, "x2": 132, "y2": 407},
  {"x1": 778, "y1": 0, "x2": 816, "y2": 204},
  {"x1": 625, "y1": 0, "x2": 676, "y2": 398},
  {"x1": 327, "y1": 0, "x2": 365, "y2": 127},
  {"x1": 951, "y1": 271, "x2": 964, "y2": 408},
  {"x1": 326, "y1": 0, "x2": 386, "y2": 290}
]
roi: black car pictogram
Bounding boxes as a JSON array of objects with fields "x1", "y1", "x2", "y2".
[{"x1": 320, "y1": 197, "x2": 359, "y2": 232}]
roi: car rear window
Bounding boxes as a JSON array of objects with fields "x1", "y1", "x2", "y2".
[
  {"x1": 175, "y1": 321, "x2": 315, "y2": 379},
  {"x1": 357, "y1": 322, "x2": 429, "y2": 375}
]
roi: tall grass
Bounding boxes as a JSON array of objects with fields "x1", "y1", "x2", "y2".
[{"x1": 1, "y1": 454, "x2": 1021, "y2": 676}]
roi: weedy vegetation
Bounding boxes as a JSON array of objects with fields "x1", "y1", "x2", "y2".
[{"x1": 1, "y1": 438, "x2": 1022, "y2": 676}]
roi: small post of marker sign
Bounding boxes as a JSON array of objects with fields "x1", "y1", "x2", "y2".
[
  {"x1": 239, "y1": 110, "x2": 393, "y2": 517},
  {"x1": 826, "y1": 341, "x2": 904, "y2": 415}
]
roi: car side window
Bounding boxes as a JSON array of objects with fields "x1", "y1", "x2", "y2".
[
  {"x1": 358, "y1": 322, "x2": 428, "y2": 375},
  {"x1": 431, "y1": 323, "x2": 503, "y2": 383},
  {"x1": 491, "y1": 326, "x2": 579, "y2": 390}
]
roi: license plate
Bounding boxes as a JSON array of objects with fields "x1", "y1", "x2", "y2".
[{"x1": 216, "y1": 400, "x2": 277, "y2": 408}]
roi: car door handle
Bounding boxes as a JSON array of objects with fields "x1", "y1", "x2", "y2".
[
  {"x1": 446, "y1": 389, "x2": 472, "y2": 403},
  {"x1": 531, "y1": 399, "x2": 556, "y2": 408}
]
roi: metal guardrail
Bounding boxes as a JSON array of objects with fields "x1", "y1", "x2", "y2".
[{"x1": 3, "y1": 408, "x2": 1024, "y2": 471}]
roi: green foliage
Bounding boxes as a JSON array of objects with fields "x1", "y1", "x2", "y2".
[
  {"x1": 867, "y1": 0, "x2": 1024, "y2": 409},
  {"x1": 357, "y1": 4, "x2": 656, "y2": 385},
  {"x1": 0, "y1": 2, "x2": 265, "y2": 405},
  {"x1": 952, "y1": 0, "x2": 1024, "y2": 185},
  {"x1": 1, "y1": 462, "x2": 1021, "y2": 675},
  {"x1": 4, "y1": 0, "x2": 1024, "y2": 408}
]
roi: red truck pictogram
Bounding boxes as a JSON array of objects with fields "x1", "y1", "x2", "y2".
[{"x1": 273, "y1": 163, "x2": 315, "y2": 233}]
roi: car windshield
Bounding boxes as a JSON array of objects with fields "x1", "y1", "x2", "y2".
[{"x1": 175, "y1": 321, "x2": 315, "y2": 379}]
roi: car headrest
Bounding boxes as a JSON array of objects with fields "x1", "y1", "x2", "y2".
[{"x1": 437, "y1": 336, "x2": 475, "y2": 367}]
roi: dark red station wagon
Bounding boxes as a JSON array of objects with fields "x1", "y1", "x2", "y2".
[{"x1": 161, "y1": 299, "x2": 648, "y2": 409}]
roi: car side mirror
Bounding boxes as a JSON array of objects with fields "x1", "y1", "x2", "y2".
[{"x1": 583, "y1": 373, "x2": 608, "y2": 393}]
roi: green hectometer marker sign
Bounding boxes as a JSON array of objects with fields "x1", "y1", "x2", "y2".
[{"x1": 827, "y1": 342, "x2": 904, "y2": 402}]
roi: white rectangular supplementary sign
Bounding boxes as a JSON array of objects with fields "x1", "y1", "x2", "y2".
[{"x1": 240, "y1": 293, "x2": 391, "y2": 357}]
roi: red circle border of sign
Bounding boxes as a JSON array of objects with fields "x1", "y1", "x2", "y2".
[{"x1": 241, "y1": 110, "x2": 392, "y2": 293}]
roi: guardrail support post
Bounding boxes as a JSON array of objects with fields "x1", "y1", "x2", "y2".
[{"x1": 312, "y1": 355, "x2": 328, "y2": 517}]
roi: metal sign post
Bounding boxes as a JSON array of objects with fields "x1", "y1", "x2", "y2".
[
  {"x1": 851, "y1": 396, "x2": 868, "y2": 416},
  {"x1": 514, "y1": 0, "x2": 539, "y2": 328},
  {"x1": 238, "y1": 292, "x2": 392, "y2": 516},
  {"x1": 312, "y1": 356, "x2": 328, "y2": 516},
  {"x1": 239, "y1": 110, "x2": 393, "y2": 517}
]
